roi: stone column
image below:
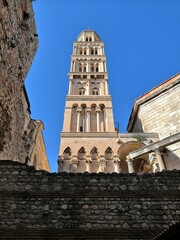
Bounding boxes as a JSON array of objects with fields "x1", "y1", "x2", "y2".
[
  {"x1": 96, "y1": 109, "x2": 100, "y2": 132},
  {"x1": 77, "y1": 109, "x2": 81, "y2": 132},
  {"x1": 70, "y1": 61, "x2": 73, "y2": 72},
  {"x1": 87, "y1": 61, "x2": 90, "y2": 72},
  {"x1": 98, "y1": 158, "x2": 107, "y2": 173},
  {"x1": 103, "y1": 109, "x2": 108, "y2": 132},
  {"x1": 70, "y1": 156, "x2": 79, "y2": 173},
  {"x1": 68, "y1": 79, "x2": 72, "y2": 95},
  {"x1": 86, "y1": 109, "x2": 91, "y2": 132},
  {"x1": 154, "y1": 148, "x2": 166, "y2": 171},
  {"x1": 87, "y1": 80, "x2": 90, "y2": 95},
  {"x1": 105, "y1": 80, "x2": 108, "y2": 95},
  {"x1": 114, "y1": 158, "x2": 121, "y2": 173},
  {"x1": 85, "y1": 158, "x2": 92, "y2": 172},
  {"x1": 73, "y1": 61, "x2": 76, "y2": 72},
  {"x1": 58, "y1": 156, "x2": 64, "y2": 172},
  {"x1": 126, "y1": 156, "x2": 135, "y2": 173}
]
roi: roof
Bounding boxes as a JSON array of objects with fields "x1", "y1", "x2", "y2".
[
  {"x1": 77, "y1": 30, "x2": 101, "y2": 41},
  {"x1": 127, "y1": 73, "x2": 180, "y2": 132}
]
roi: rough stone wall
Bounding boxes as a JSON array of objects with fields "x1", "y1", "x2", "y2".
[
  {"x1": 0, "y1": 0, "x2": 38, "y2": 162},
  {"x1": 0, "y1": 161, "x2": 180, "y2": 240}
]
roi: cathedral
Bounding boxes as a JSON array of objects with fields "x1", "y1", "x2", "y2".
[
  {"x1": 1, "y1": 1, "x2": 180, "y2": 238},
  {"x1": 58, "y1": 30, "x2": 180, "y2": 174}
]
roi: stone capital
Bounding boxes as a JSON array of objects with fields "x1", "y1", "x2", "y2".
[{"x1": 126, "y1": 156, "x2": 134, "y2": 163}]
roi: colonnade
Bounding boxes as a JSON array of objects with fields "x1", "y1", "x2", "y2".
[
  {"x1": 59, "y1": 147, "x2": 166, "y2": 173},
  {"x1": 126, "y1": 148, "x2": 166, "y2": 173},
  {"x1": 70, "y1": 61, "x2": 107, "y2": 73},
  {"x1": 73, "y1": 46, "x2": 105, "y2": 55},
  {"x1": 71, "y1": 105, "x2": 108, "y2": 133}
]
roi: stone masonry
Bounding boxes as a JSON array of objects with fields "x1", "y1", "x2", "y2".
[
  {"x1": 127, "y1": 74, "x2": 180, "y2": 170},
  {"x1": 0, "y1": 161, "x2": 180, "y2": 239},
  {"x1": 0, "y1": 0, "x2": 38, "y2": 162}
]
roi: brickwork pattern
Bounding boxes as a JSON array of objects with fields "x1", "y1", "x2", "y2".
[{"x1": 0, "y1": 161, "x2": 180, "y2": 239}]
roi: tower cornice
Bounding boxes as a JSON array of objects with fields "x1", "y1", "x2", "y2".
[{"x1": 66, "y1": 95, "x2": 112, "y2": 101}]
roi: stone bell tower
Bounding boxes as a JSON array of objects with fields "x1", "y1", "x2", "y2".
[{"x1": 58, "y1": 30, "x2": 119, "y2": 173}]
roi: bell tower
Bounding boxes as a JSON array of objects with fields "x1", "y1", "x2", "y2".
[{"x1": 58, "y1": 30, "x2": 118, "y2": 173}]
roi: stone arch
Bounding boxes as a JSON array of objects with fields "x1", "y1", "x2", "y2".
[
  {"x1": 78, "y1": 147, "x2": 86, "y2": 160},
  {"x1": 63, "y1": 147, "x2": 72, "y2": 160},
  {"x1": 105, "y1": 147, "x2": 113, "y2": 160},
  {"x1": 90, "y1": 147, "x2": 98, "y2": 160},
  {"x1": 79, "y1": 87, "x2": 86, "y2": 95},
  {"x1": 92, "y1": 87, "x2": 99, "y2": 95},
  {"x1": 117, "y1": 141, "x2": 147, "y2": 173}
]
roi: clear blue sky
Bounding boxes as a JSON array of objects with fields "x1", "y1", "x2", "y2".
[{"x1": 25, "y1": 0, "x2": 180, "y2": 172}]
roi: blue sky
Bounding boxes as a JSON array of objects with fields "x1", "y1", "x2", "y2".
[{"x1": 25, "y1": 0, "x2": 180, "y2": 172}]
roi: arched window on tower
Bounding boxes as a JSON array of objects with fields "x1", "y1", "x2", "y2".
[
  {"x1": 105, "y1": 147, "x2": 113, "y2": 160},
  {"x1": 89, "y1": 37, "x2": 92, "y2": 42},
  {"x1": 83, "y1": 65, "x2": 87, "y2": 72},
  {"x1": 79, "y1": 87, "x2": 86, "y2": 95},
  {"x1": 79, "y1": 47, "x2": 83, "y2": 55},
  {"x1": 70, "y1": 104, "x2": 78, "y2": 132},
  {"x1": 79, "y1": 63, "x2": 82, "y2": 72},
  {"x1": 91, "y1": 48, "x2": 94, "y2": 55},
  {"x1": 78, "y1": 147, "x2": 86, "y2": 160},
  {"x1": 86, "y1": 37, "x2": 88, "y2": 42},
  {"x1": 92, "y1": 87, "x2": 99, "y2": 95},
  {"x1": 63, "y1": 147, "x2": 72, "y2": 160},
  {"x1": 95, "y1": 48, "x2": 98, "y2": 55},
  {"x1": 90, "y1": 147, "x2": 98, "y2": 160},
  {"x1": 91, "y1": 63, "x2": 94, "y2": 72},
  {"x1": 96, "y1": 64, "x2": 99, "y2": 72}
]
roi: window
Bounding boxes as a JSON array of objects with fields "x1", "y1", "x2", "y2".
[
  {"x1": 78, "y1": 147, "x2": 86, "y2": 159},
  {"x1": 105, "y1": 147, "x2": 113, "y2": 160},
  {"x1": 63, "y1": 147, "x2": 72, "y2": 159},
  {"x1": 91, "y1": 147, "x2": 98, "y2": 160}
]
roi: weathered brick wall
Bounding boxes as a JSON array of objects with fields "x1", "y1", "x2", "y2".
[
  {"x1": 0, "y1": 0, "x2": 38, "y2": 162},
  {"x1": 0, "y1": 161, "x2": 179, "y2": 240}
]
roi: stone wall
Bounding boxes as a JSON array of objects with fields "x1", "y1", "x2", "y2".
[
  {"x1": 127, "y1": 75, "x2": 180, "y2": 170},
  {"x1": 0, "y1": 0, "x2": 38, "y2": 162},
  {"x1": 0, "y1": 161, "x2": 180, "y2": 239}
]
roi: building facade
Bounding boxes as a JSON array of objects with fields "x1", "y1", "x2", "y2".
[
  {"x1": 58, "y1": 30, "x2": 160, "y2": 174},
  {"x1": 127, "y1": 73, "x2": 180, "y2": 170}
]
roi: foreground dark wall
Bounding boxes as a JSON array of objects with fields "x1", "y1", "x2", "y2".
[{"x1": 0, "y1": 161, "x2": 180, "y2": 240}]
